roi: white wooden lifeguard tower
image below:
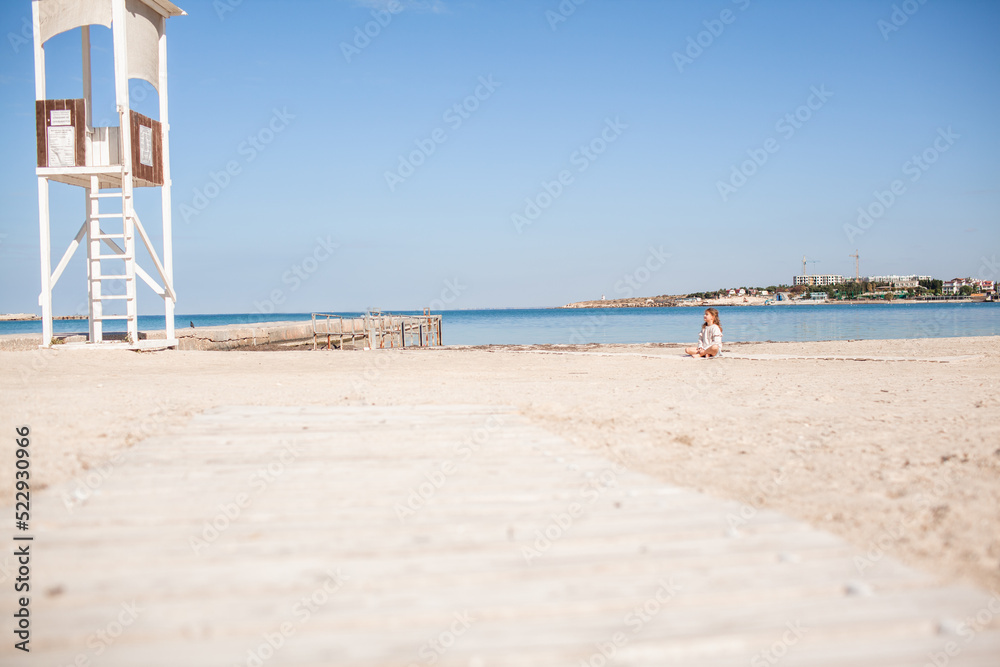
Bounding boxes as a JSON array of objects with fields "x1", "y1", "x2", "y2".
[{"x1": 31, "y1": 0, "x2": 184, "y2": 348}]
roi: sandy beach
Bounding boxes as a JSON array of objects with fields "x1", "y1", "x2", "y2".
[{"x1": 1, "y1": 336, "x2": 998, "y2": 597}]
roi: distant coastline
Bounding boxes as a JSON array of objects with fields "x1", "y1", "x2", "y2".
[
  {"x1": 1, "y1": 297, "x2": 991, "y2": 322},
  {"x1": 0, "y1": 314, "x2": 87, "y2": 321},
  {"x1": 560, "y1": 295, "x2": 986, "y2": 309}
]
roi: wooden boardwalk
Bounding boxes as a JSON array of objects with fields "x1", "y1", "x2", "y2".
[{"x1": 11, "y1": 405, "x2": 1000, "y2": 666}]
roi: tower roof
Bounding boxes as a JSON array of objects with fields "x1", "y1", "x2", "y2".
[
  {"x1": 35, "y1": 0, "x2": 185, "y2": 92},
  {"x1": 35, "y1": 0, "x2": 185, "y2": 47}
]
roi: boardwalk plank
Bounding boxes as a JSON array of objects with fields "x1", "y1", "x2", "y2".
[{"x1": 7, "y1": 405, "x2": 998, "y2": 666}]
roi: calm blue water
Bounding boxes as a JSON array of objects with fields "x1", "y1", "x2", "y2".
[{"x1": 2, "y1": 303, "x2": 998, "y2": 345}]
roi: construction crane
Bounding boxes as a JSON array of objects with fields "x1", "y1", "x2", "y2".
[
  {"x1": 801, "y1": 255, "x2": 820, "y2": 276},
  {"x1": 849, "y1": 250, "x2": 860, "y2": 280}
]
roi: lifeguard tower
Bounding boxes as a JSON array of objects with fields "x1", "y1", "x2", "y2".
[{"x1": 31, "y1": 0, "x2": 184, "y2": 348}]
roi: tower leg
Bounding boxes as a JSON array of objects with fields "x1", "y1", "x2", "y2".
[
  {"x1": 37, "y1": 177, "x2": 52, "y2": 348},
  {"x1": 159, "y1": 22, "x2": 176, "y2": 344}
]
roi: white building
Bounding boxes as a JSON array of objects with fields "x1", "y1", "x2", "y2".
[
  {"x1": 865, "y1": 274, "x2": 931, "y2": 288},
  {"x1": 793, "y1": 275, "x2": 844, "y2": 287},
  {"x1": 943, "y1": 278, "x2": 970, "y2": 295},
  {"x1": 941, "y1": 278, "x2": 995, "y2": 295}
]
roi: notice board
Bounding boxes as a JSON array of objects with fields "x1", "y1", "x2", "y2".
[{"x1": 35, "y1": 99, "x2": 86, "y2": 168}]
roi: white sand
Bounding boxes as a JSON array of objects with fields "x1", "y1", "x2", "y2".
[{"x1": 1, "y1": 336, "x2": 998, "y2": 591}]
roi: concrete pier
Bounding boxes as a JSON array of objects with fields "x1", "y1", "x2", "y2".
[
  {"x1": 0, "y1": 314, "x2": 443, "y2": 351},
  {"x1": 0, "y1": 321, "x2": 317, "y2": 351}
]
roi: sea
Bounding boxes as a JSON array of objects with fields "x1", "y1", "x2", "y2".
[{"x1": 1, "y1": 303, "x2": 998, "y2": 346}]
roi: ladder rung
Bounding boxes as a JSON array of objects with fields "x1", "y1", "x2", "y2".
[
  {"x1": 93, "y1": 234, "x2": 126, "y2": 240},
  {"x1": 93, "y1": 315, "x2": 133, "y2": 321},
  {"x1": 94, "y1": 254, "x2": 131, "y2": 260},
  {"x1": 93, "y1": 213, "x2": 125, "y2": 219},
  {"x1": 95, "y1": 274, "x2": 130, "y2": 280},
  {"x1": 98, "y1": 295, "x2": 133, "y2": 301},
  {"x1": 89, "y1": 192, "x2": 126, "y2": 199}
]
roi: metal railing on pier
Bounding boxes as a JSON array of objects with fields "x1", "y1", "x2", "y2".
[{"x1": 311, "y1": 310, "x2": 442, "y2": 350}]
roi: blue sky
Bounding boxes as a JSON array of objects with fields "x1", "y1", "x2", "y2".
[{"x1": 1, "y1": 0, "x2": 998, "y2": 314}]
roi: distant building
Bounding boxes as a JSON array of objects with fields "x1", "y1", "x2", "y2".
[
  {"x1": 943, "y1": 278, "x2": 971, "y2": 295},
  {"x1": 968, "y1": 279, "x2": 994, "y2": 293},
  {"x1": 793, "y1": 274, "x2": 844, "y2": 286},
  {"x1": 942, "y1": 278, "x2": 995, "y2": 295},
  {"x1": 864, "y1": 274, "x2": 930, "y2": 288}
]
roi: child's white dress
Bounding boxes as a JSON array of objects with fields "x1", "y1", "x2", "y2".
[{"x1": 698, "y1": 324, "x2": 722, "y2": 352}]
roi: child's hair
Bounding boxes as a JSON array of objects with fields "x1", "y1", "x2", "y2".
[{"x1": 702, "y1": 308, "x2": 722, "y2": 331}]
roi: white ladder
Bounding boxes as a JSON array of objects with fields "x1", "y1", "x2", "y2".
[{"x1": 87, "y1": 174, "x2": 137, "y2": 344}]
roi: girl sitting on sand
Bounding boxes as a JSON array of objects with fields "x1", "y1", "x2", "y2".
[{"x1": 685, "y1": 308, "x2": 722, "y2": 358}]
